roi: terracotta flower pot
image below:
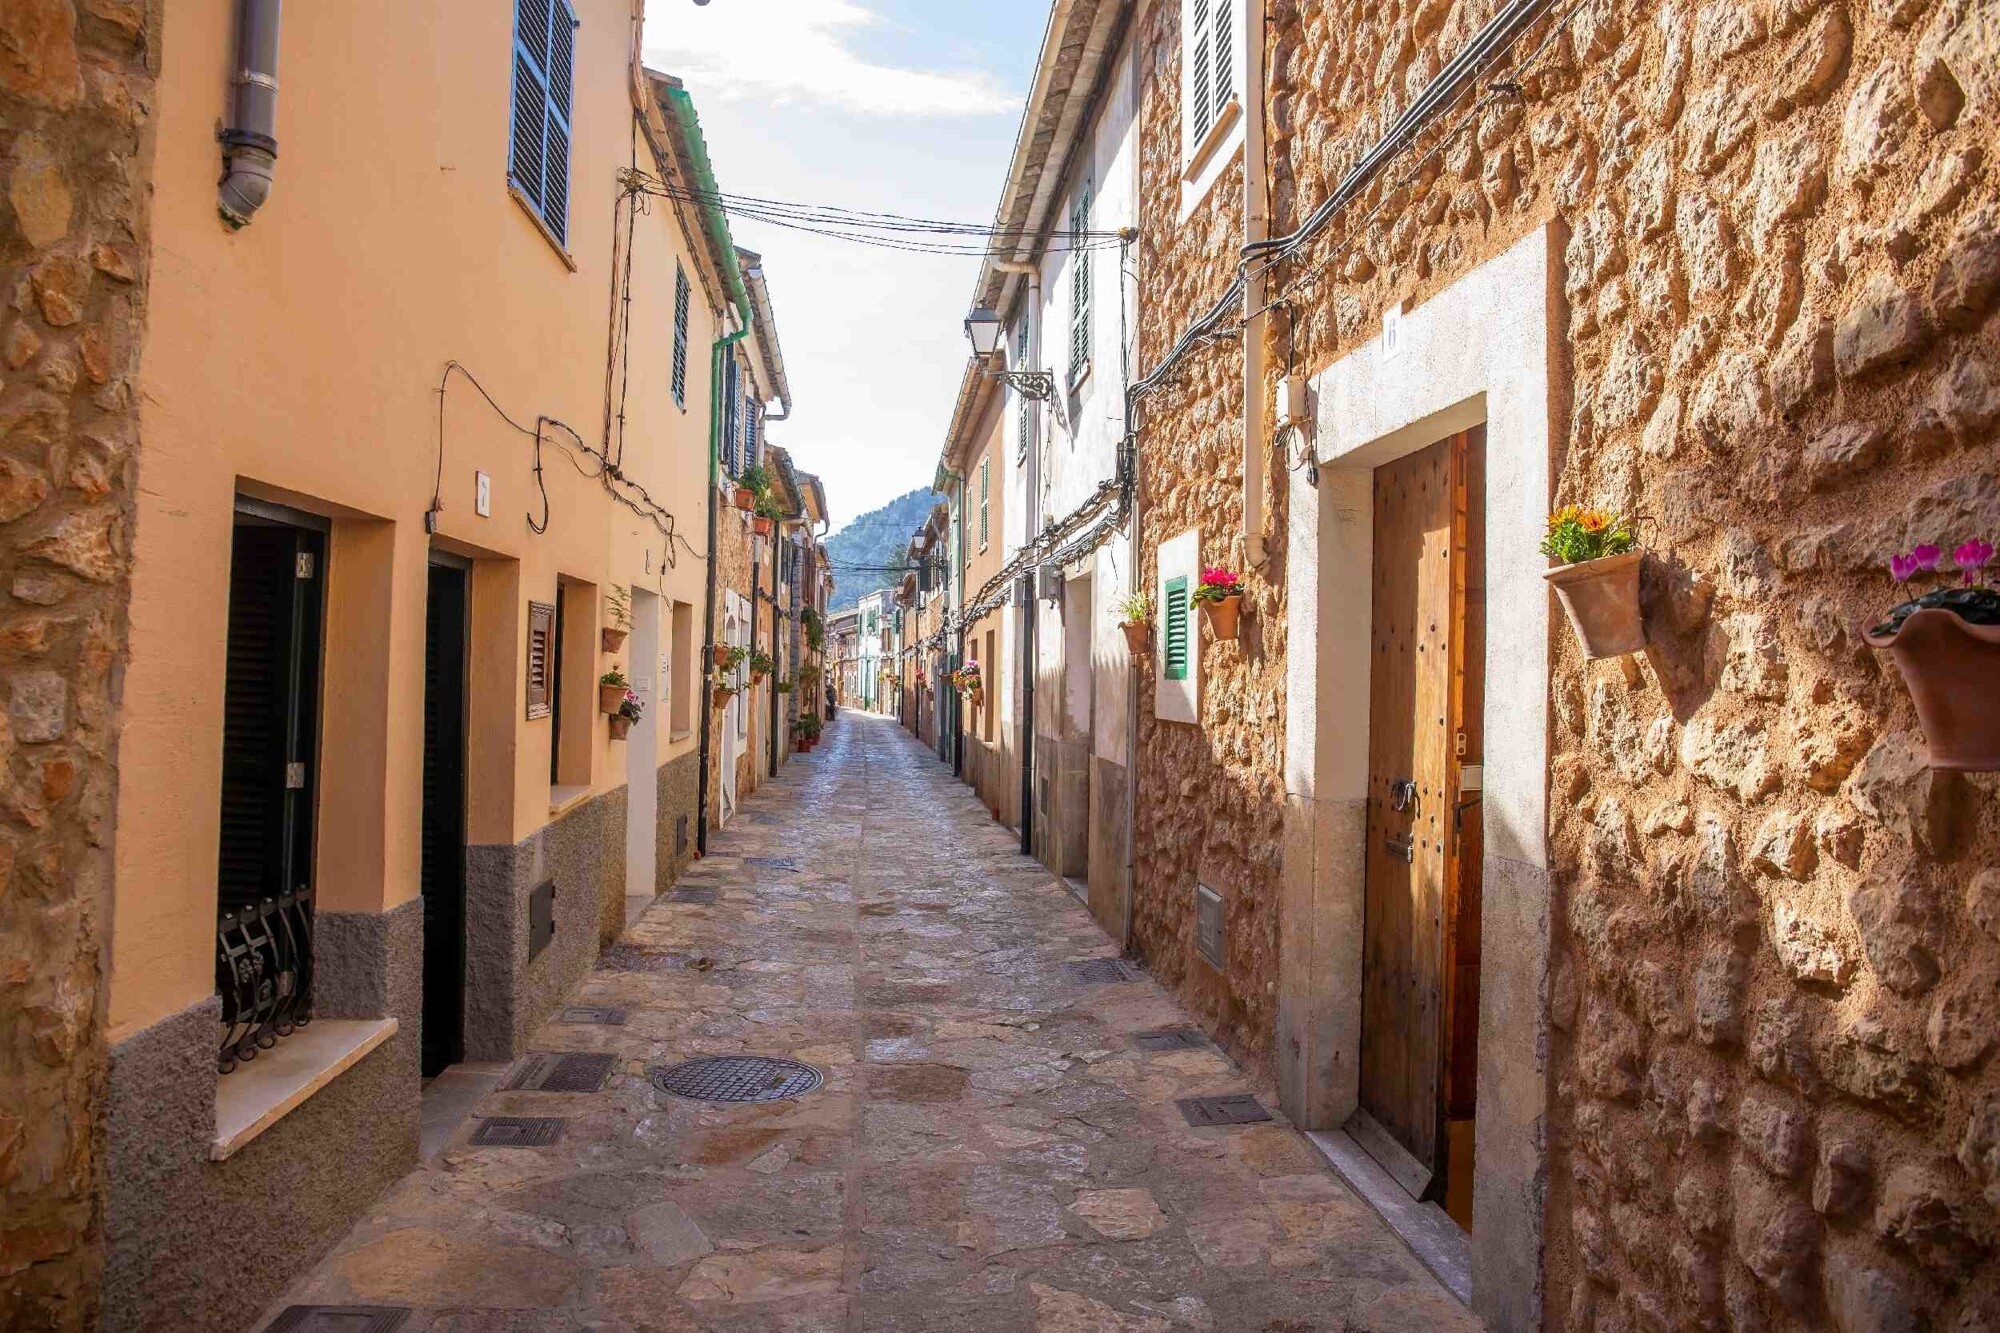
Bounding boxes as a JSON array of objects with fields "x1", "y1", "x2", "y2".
[
  {"x1": 752, "y1": 668, "x2": 769, "y2": 683},
  {"x1": 712, "y1": 687, "x2": 733, "y2": 709},
  {"x1": 969, "y1": 686, "x2": 984, "y2": 709},
  {"x1": 601, "y1": 627, "x2": 628, "y2": 654},
  {"x1": 1201, "y1": 594, "x2": 1242, "y2": 641},
  {"x1": 1544, "y1": 550, "x2": 1645, "y2": 659},
  {"x1": 732, "y1": 487, "x2": 755, "y2": 511},
  {"x1": 1121, "y1": 621, "x2": 1152, "y2": 655},
  {"x1": 598, "y1": 683, "x2": 626, "y2": 714},
  {"x1": 1865, "y1": 607, "x2": 2000, "y2": 771},
  {"x1": 608, "y1": 714, "x2": 633, "y2": 741},
  {"x1": 753, "y1": 516, "x2": 773, "y2": 537},
  {"x1": 710, "y1": 645, "x2": 730, "y2": 669}
]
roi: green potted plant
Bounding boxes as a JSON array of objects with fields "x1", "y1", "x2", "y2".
[
  {"x1": 602, "y1": 584, "x2": 632, "y2": 654},
  {"x1": 753, "y1": 494, "x2": 783, "y2": 537},
  {"x1": 776, "y1": 676, "x2": 794, "y2": 694},
  {"x1": 1542, "y1": 505, "x2": 1644, "y2": 659},
  {"x1": 1865, "y1": 539, "x2": 2000, "y2": 770},
  {"x1": 1117, "y1": 589, "x2": 1154, "y2": 655},
  {"x1": 1191, "y1": 567, "x2": 1244, "y2": 641},
  {"x1": 598, "y1": 666, "x2": 629, "y2": 714},
  {"x1": 748, "y1": 648, "x2": 774, "y2": 682},
  {"x1": 733, "y1": 462, "x2": 771, "y2": 512},
  {"x1": 711, "y1": 674, "x2": 738, "y2": 709},
  {"x1": 608, "y1": 689, "x2": 642, "y2": 741},
  {"x1": 802, "y1": 607, "x2": 824, "y2": 652}
]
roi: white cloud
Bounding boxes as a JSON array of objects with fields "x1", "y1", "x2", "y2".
[{"x1": 643, "y1": 0, "x2": 1017, "y2": 118}]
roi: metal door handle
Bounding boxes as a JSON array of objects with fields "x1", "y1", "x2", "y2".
[{"x1": 1389, "y1": 778, "x2": 1417, "y2": 812}]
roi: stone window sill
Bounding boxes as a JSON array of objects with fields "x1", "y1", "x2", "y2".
[
  {"x1": 212, "y1": 1017, "x2": 398, "y2": 1161},
  {"x1": 550, "y1": 784, "x2": 592, "y2": 817}
]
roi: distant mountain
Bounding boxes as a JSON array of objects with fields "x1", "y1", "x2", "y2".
[{"x1": 825, "y1": 487, "x2": 942, "y2": 613}]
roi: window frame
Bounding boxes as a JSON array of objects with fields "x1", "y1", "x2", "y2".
[
  {"x1": 507, "y1": 0, "x2": 578, "y2": 249},
  {"x1": 1179, "y1": 0, "x2": 1245, "y2": 217},
  {"x1": 1068, "y1": 182, "x2": 1092, "y2": 389},
  {"x1": 670, "y1": 262, "x2": 690, "y2": 409},
  {"x1": 978, "y1": 458, "x2": 990, "y2": 552},
  {"x1": 1164, "y1": 575, "x2": 1190, "y2": 683}
]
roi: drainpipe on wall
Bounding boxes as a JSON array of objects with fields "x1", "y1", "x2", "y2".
[
  {"x1": 218, "y1": 0, "x2": 282, "y2": 228},
  {"x1": 696, "y1": 326, "x2": 749, "y2": 855},
  {"x1": 1240, "y1": 0, "x2": 1270, "y2": 569}
]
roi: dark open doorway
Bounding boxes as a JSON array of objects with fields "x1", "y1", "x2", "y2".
[{"x1": 420, "y1": 557, "x2": 470, "y2": 1077}]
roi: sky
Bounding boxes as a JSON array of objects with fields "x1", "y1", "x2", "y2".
[{"x1": 641, "y1": 0, "x2": 1039, "y2": 537}]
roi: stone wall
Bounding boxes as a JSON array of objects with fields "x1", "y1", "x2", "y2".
[
  {"x1": 0, "y1": 0, "x2": 151, "y2": 1324},
  {"x1": 1134, "y1": 0, "x2": 2000, "y2": 1328}
]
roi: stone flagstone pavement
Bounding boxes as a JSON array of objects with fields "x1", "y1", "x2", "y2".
[{"x1": 259, "y1": 712, "x2": 1479, "y2": 1332}]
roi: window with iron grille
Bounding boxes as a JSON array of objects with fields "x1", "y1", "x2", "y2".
[
  {"x1": 1068, "y1": 184, "x2": 1091, "y2": 384},
  {"x1": 1164, "y1": 576, "x2": 1190, "y2": 682},
  {"x1": 509, "y1": 0, "x2": 577, "y2": 245},
  {"x1": 978, "y1": 458, "x2": 990, "y2": 551},
  {"x1": 671, "y1": 263, "x2": 690, "y2": 408},
  {"x1": 1183, "y1": 0, "x2": 1238, "y2": 163}
]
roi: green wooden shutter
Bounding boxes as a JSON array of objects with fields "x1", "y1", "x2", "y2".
[
  {"x1": 978, "y1": 459, "x2": 989, "y2": 548},
  {"x1": 1165, "y1": 576, "x2": 1189, "y2": 681},
  {"x1": 671, "y1": 263, "x2": 690, "y2": 406}
]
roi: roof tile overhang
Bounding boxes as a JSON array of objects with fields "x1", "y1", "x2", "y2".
[
  {"x1": 640, "y1": 70, "x2": 749, "y2": 332},
  {"x1": 971, "y1": 0, "x2": 1133, "y2": 323},
  {"x1": 934, "y1": 357, "x2": 997, "y2": 489}
]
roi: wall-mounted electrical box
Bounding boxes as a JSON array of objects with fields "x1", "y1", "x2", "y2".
[{"x1": 1195, "y1": 883, "x2": 1224, "y2": 969}]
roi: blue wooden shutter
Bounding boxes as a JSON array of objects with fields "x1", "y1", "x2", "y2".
[
  {"x1": 508, "y1": 0, "x2": 575, "y2": 244},
  {"x1": 671, "y1": 264, "x2": 690, "y2": 406},
  {"x1": 1164, "y1": 576, "x2": 1189, "y2": 681}
]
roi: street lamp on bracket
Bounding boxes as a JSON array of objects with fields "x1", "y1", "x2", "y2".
[{"x1": 964, "y1": 307, "x2": 1056, "y2": 403}]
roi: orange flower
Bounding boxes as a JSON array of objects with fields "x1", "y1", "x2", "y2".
[{"x1": 1578, "y1": 509, "x2": 1611, "y2": 534}]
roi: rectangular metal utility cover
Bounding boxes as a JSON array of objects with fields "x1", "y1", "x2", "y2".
[
  {"x1": 1194, "y1": 883, "x2": 1224, "y2": 969},
  {"x1": 560, "y1": 1006, "x2": 628, "y2": 1026},
  {"x1": 744, "y1": 856, "x2": 798, "y2": 870},
  {"x1": 265, "y1": 1308, "x2": 410, "y2": 1333},
  {"x1": 469, "y1": 1116, "x2": 565, "y2": 1147},
  {"x1": 1133, "y1": 1027, "x2": 1206, "y2": 1052},
  {"x1": 528, "y1": 879, "x2": 556, "y2": 960},
  {"x1": 1066, "y1": 958, "x2": 1141, "y2": 985},
  {"x1": 504, "y1": 1051, "x2": 617, "y2": 1093},
  {"x1": 1177, "y1": 1094, "x2": 1273, "y2": 1128},
  {"x1": 669, "y1": 886, "x2": 717, "y2": 904}
]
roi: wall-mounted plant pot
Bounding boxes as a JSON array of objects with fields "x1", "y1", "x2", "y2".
[
  {"x1": 753, "y1": 516, "x2": 774, "y2": 537},
  {"x1": 608, "y1": 715, "x2": 633, "y2": 741},
  {"x1": 1865, "y1": 606, "x2": 2000, "y2": 771},
  {"x1": 710, "y1": 645, "x2": 730, "y2": 669},
  {"x1": 732, "y1": 487, "x2": 755, "y2": 511},
  {"x1": 1201, "y1": 595, "x2": 1242, "y2": 641},
  {"x1": 601, "y1": 627, "x2": 628, "y2": 654},
  {"x1": 1121, "y1": 621, "x2": 1152, "y2": 655},
  {"x1": 598, "y1": 683, "x2": 627, "y2": 714},
  {"x1": 752, "y1": 668, "x2": 769, "y2": 684},
  {"x1": 712, "y1": 688, "x2": 735, "y2": 709},
  {"x1": 1544, "y1": 550, "x2": 1645, "y2": 659},
  {"x1": 967, "y1": 687, "x2": 984, "y2": 709}
]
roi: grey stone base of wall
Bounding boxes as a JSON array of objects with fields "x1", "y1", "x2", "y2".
[
  {"x1": 464, "y1": 786, "x2": 627, "y2": 1062},
  {"x1": 1087, "y1": 756, "x2": 1129, "y2": 942},
  {"x1": 105, "y1": 897, "x2": 421, "y2": 1333},
  {"x1": 658, "y1": 749, "x2": 700, "y2": 889}
]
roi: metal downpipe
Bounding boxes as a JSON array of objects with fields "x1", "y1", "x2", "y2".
[{"x1": 219, "y1": 0, "x2": 281, "y2": 228}]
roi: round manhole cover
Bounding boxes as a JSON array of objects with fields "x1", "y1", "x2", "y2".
[{"x1": 650, "y1": 1055, "x2": 824, "y2": 1104}]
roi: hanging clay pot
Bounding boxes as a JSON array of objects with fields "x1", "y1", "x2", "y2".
[
  {"x1": 753, "y1": 516, "x2": 773, "y2": 537},
  {"x1": 710, "y1": 644, "x2": 730, "y2": 669},
  {"x1": 599, "y1": 682, "x2": 627, "y2": 714},
  {"x1": 733, "y1": 487, "x2": 755, "y2": 511},
  {"x1": 1544, "y1": 550, "x2": 1645, "y2": 659},
  {"x1": 1201, "y1": 595, "x2": 1242, "y2": 642},
  {"x1": 601, "y1": 627, "x2": 628, "y2": 654},
  {"x1": 1865, "y1": 606, "x2": 2000, "y2": 771},
  {"x1": 1121, "y1": 621, "x2": 1152, "y2": 655},
  {"x1": 712, "y1": 687, "x2": 734, "y2": 709},
  {"x1": 608, "y1": 714, "x2": 633, "y2": 741}
]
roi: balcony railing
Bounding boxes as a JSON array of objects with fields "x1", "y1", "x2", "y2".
[{"x1": 216, "y1": 887, "x2": 314, "y2": 1073}]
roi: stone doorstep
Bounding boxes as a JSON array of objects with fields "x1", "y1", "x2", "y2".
[
  {"x1": 212, "y1": 1018, "x2": 399, "y2": 1161},
  {"x1": 1304, "y1": 1127, "x2": 1471, "y2": 1305}
]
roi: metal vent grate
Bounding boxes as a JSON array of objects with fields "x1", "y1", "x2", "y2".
[
  {"x1": 1195, "y1": 883, "x2": 1225, "y2": 969},
  {"x1": 469, "y1": 1116, "x2": 566, "y2": 1147},
  {"x1": 1177, "y1": 1095, "x2": 1272, "y2": 1128},
  {"x1": 504, "y1": 1052, "x2": 617, "y2": 1093},
  {"x1": 744, "y1": 856, "x2": 798, "y2": 870},
  {"x1": 669, "y1": 886, "x2": 717, "y2": 904},
  {"x1": 650, "y1": 1055, "x2": 824, "y2": 1104},
  {"x1": 266, "y1": 1308, "x2": 410, "y2": 1333},
  {"x1": 560, "y1": 1006, "x2": 628, "y2": 1026},
  {"x1": 1065, "y1": 958, "x2": 1141, "y2": 985},
  {"x1": 1133, "y1": 1027, "x2": 1207, "y2": 1052}
]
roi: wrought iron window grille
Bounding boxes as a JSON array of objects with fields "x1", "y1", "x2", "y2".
[{"x1": 216, "y1": 886, "x2": 314, "y2": 1073}]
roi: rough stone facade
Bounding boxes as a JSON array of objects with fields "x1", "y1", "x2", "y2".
[
  {"x1": 0, "y1": 0, "x2": 151, "y2": 1324},
  {"x1": 1133, "y1": 0, "x2": 2000, "y2": 1329}
]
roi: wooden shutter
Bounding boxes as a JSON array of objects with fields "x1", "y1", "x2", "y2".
[
  {"x1": 508, "y1": 0, "x2": 575, "y2": 243},
  {"x1": 1069, "y1": 187, "x2": 1091, "y2": 381},
  {"x1": 671, "y1": 264, "x2": 690, "y2": 406},
  {"x1": 1211, "y1": 0, "x2": 1233, "y2": 122},
  {"x1": 526, "y1": 599, "x2": 555, "y2": 719},
  {"x1": 1189, "y1": 0, "x2": 1213, "y2": 147},
  {"x1": 978, "y1": 460, "x2": 989, "y2": 548},
  {"x1": 1015, "y1": 318, "x2": 1033, "y2": 461},
  {"x1": 1165, "y1": 576, "x2": 1190, "y2": 681}
]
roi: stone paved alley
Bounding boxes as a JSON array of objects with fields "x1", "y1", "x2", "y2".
[{"x1": 259, "y1": 713, "x2": 1477, "y2": 1332}]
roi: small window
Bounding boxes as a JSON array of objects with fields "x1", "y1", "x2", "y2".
[
  {"x1": 1014, "y1": 316, "x2": 1034, "y2": 463},
  {"x1": 1183, "y1": 0, "x2": 1238, "y2": 163},
  {"x1": 978, "y1": 458, "x2": 990, "y2": 551},
  {"x1": 1164, "y1": 576, "x2": 1190, "y2": 682},
  {"x1": 1068, "y1": 185, "x2": 1091, "y2": 384},
  {"x1": 671, "y1": 263, "x2": 690, "y2": 408},
  {"x1": 509, "y1": 0, "x2": 578, "y2": 245},
  {"x1": 526, "y1": 600, "x2": 555, "y2": 719}
]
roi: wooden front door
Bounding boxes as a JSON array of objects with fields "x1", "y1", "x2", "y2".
[{"x1": 1354, "y1": 429, "x2": 1485, "y2": 1204}]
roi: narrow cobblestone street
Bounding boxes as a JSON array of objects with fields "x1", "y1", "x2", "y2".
[{"x1": 261, "y1": 713, "x2": 1475, "y2": 1332}]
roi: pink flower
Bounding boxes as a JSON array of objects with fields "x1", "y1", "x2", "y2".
[
  {"x1": 1198, "y1": 566, "x2": 1241, "y2": 591},
  {"x1": 1891, "y1": 551, "x2": 1921, "y2": 582},
  {"x1": 1956, "y1": 537, "x2": 1994, "y2": 586},
  {"x1": 1911, "y1": 544, "x2": 1941, "y2": 572}
]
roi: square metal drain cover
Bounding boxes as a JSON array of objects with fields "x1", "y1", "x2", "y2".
[
  {"x1": 469, "y1": 1116, "x2": 566, "y2": 1147},
  {"x1": 266, "y1": 1308, "x2": 410, "y2": 1333},
  {"x1": 744, "y1": 856, "x2": 799, "y2": 870},
  {"x1": 505, "y1": 1052, "x2": 617, "y2": 1093},
  {"x1": 1177, "y1": 1094, "x2": 1272, "y2": 1127},
  {"x1": 669, "y1": 886, "x2": 717, "y2": 904},
  {"x1": 1066, "y1": 958, "x2": 1141, "y2": 985},
  {"x1": 560, "y1": 1005, "x2": 628, "y2": 1026},
  {"x1": 1133, "y1": 1027, "x2": 1207, "y2": 1051}
]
